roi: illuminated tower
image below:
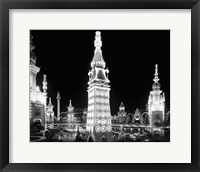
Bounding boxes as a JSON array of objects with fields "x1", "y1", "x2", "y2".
[
  {"x1": 148, "y1": 64, "x2": 165, "y2": 133},
  {"x1": 56, "y1": 92, "x2": 61, "y2": 121},
  {"x1": 87, "y1": 31, "x2": 112, "y2": 142}
]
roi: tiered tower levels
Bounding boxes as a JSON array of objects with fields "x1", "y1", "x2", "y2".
[{"x1": 87, "y1": 31, "x2": 112, "y2": 141}]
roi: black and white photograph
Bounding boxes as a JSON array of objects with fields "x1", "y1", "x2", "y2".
[{"x1": 30, "y1": 30, "x2": 170, "y2": 142}]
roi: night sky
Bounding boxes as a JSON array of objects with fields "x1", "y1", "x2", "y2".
[{"x1": 31, "y1": 30, "x2": 170, "y2": 115}]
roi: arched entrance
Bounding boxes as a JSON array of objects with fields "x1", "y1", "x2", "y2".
[
  {"x1": 142, "y1": 112, "x2": 149, "y2": 124},
  {"x1": 127, "y1": 113, "x2": 134, "y2": 124}
]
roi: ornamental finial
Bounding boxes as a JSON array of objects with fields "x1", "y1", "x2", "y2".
[
  {"x1": 67, "y1": 99, "x2": 74, "y2": 111},
  {"x1": 48, "y1": 98, "x2": 52, "y2": 106},
  {"x1": 153, "y1": 64, "x2": 160, "y2": 83},
  {"x1": 94, "y1": 31, "x2": 102, "y2": 53},
  {"x1": 91, "y1": 31, "x2": 105, "y2": 68},
  {"x1": 56, "y1": 92, "x2": 60, "y2": 99}
]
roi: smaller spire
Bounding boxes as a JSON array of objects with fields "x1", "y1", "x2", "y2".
[
  {"x1": 48, "y1": 97, "x2": 53, "y2": 107},
  {"x1": 135, "y1": 108, "x2": 140, "y2": 114},
  {"x1": 119, "y1": 102, "x2": 125, "y2": 111},
  {"x1": 56, "y1": 92, "x2": 61, "y2": 99},
  {"x1": 67, "y1": 99, "x2": 74, "y2": 111}
]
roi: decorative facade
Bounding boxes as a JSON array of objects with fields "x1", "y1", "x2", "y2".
[
  {"x1": 148, "y1": 64, "x2": 165, "y2": 134},
  {"x1": 87, "y1": 31, "x2": 112, "y2": 141},
  {"x1": 30, "y1": 34, "x2": 48, "y2": 129}
]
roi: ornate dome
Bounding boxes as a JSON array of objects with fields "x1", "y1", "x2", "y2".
[{"x1": 119, "y1": 102, "x2": 125, "y2": 111}]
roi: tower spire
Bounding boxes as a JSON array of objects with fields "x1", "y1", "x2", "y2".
[
  {"x1": 152, "y1": 64, "x2": 161, "y2": 91},
  {"x1": 94, "y1": 31, "x2": 102, "y2": 53},
  {"x1": 153, "y1": 64, "x2": 160, "y2": 83},
  {"x1": 48, "y1": 98, "x2": 53, "y2": 106},
  {"x1": 91, "y1": 31, "x2": 106, "y2": 69},
  {"x1": 67, "y1": 99, "x2": 74, "y2": 112}
]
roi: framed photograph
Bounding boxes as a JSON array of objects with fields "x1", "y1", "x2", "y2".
[{"x1": 0, "y1": 0, "x2": 199, "y2": 171}]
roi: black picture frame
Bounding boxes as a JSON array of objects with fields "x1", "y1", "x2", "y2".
[{"x1": 0, "y1": 0, "x2": 199, "y2": 171}]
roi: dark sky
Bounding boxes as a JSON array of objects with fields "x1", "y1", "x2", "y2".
[{"x1": 31, "y1": 30, "x2": 170, "y2": 115}]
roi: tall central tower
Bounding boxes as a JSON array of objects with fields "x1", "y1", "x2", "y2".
[
  {"x1": 148, "y1": 64, "x2": 165, "y2": 134},
  {"x1": 87, "y1": 31, "x2": 112, "y2": 142}
]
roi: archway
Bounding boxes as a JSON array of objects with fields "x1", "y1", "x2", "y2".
[
  {"x1": 141, "y1": 112, "x2": 149, "y2": 124},
  {"x1": 127, "y1": 113, "x2": 134, "y2": 124}
]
